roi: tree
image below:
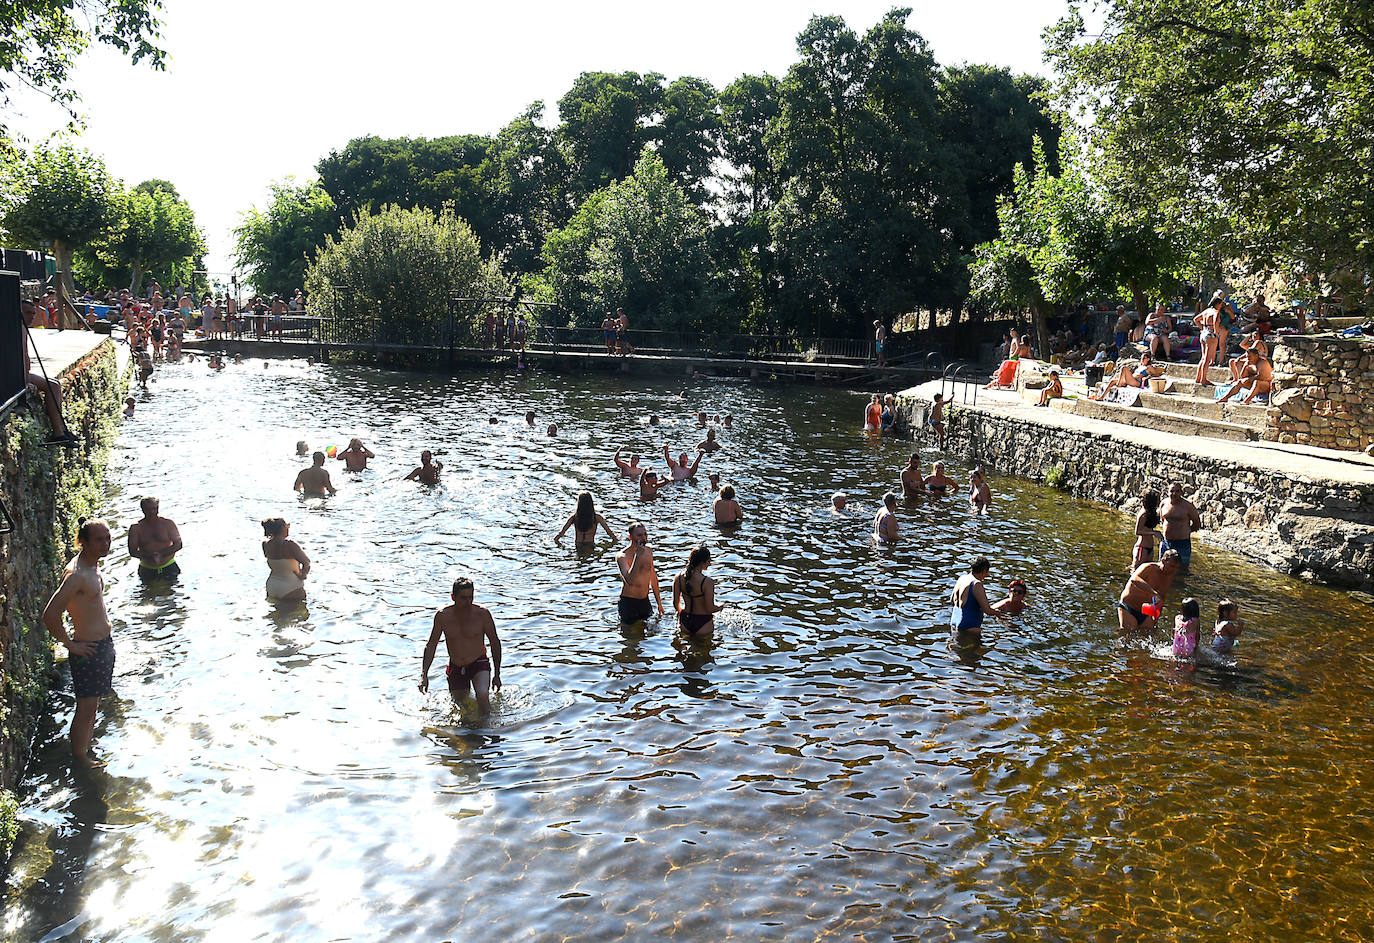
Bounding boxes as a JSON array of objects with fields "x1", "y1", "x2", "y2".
[
  {"x1": 234, "y1": 178, "x2": 338, "y2": 298},
  {"x1": 557, "y1": 71, "x2": 665, "y2": 203},
  {"x1": 2, "y1": 144, "x2": 118, "y2": 295},
  {"x1": 541, "y1": 148, "x2": 715, "y2": 331},
  {"x1": 488, "y1": 102, "x2": 573, "y2": 275},
  {"x1": 94, "y1": 180, "x2": 204, "y2": 294},
  {"x1": 652, "y1": 76, "x2": 721, "y2": 206},
  {"x1": 0, "y1": 0, "x2": 164, "y2": 136},
  {"x1": 304, "y1": 204, "x2": 509, "y2": 346},
  {"x1": 1046, "y1": 0, "x2": 1374, "y2": 281},
  {"x1": 717, "y1": 73, "x2": 782, "y2": 330}
]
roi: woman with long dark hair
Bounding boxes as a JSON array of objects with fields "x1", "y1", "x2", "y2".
[
  {"x1": 672, "y1": 545, "x2": 724, "y2": 638},
  {"x1": 262, "y1": 517, "x2": 310, "y2": 601},
  {"x1": 1132, "y1": 489, "x2": 1163, "y2": 569},
  {"x1": 555, "y1": 491, "x2": 615, "y2": 545}
]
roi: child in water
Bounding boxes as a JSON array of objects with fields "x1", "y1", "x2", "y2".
[
  {"x1": 1173, "y1": 596, "x2": 1201, "y2": 659},
  {"x1": 1212, "y1": 598, "x2": 1245, "y2": 654}
]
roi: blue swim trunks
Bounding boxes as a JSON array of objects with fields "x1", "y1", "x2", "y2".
[{"x1": 1160, "y1": 537, "x2": 1192, "y2": 568}]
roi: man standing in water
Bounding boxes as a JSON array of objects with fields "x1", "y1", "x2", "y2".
[
  {"x1": 1118, "y1": 549, "x2": 1182, "y2": 634},
  {"x1": 1160, "y1": 483, "x2": 1202, "y2": 569},
  {"x1": 127, "y1": 496, "x2": 183, "y2": 582},
  {"x1": 42, "y1": 519, "x2": 115, "y2": 767},
  {"x1": 663, "y1": 445, "x2": 705, "y2": 481},
  {"x1": 900, "y1": 453, "x2": 925, "y2": 496},
  {"x1": 613, "y1": 448, "x2": 644, "y2": 478},
  {"x1": 294, "y1": 452, "x2": 338, "y2": 496},
  {"x1": 336, "y1": 438, "x2": 375, "y2": 471},
  {"x1": 616, "y1": 522, "x2": 663, "y2": 622},
  {"x1": 405, "y1": 450, "x2": 443, "y2": 485},
  {"x1": 419, "y1": 576, "x2": 502, "y2": 715}
]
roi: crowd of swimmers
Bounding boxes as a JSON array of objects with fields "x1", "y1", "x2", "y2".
[{"x1": 40, "y1": 355, "x2": 1249, "y2": 769}]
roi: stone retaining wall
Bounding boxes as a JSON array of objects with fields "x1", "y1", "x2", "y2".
[
  {"x1": 895, "y1": 391, "x2": 1374, "y2": 594},
  {"x1": 0, "y1": 340, "x2": 124, "y2": 860},
  {"x1": 1266, "y1": 334, "x2": 1374, "y2": 455}
]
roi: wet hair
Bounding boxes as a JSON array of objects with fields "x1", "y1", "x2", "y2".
[
  {"x1": 1160, "y1": 549, "x2": 1182, "y2": 567},
  {"x1": 575, "y1": 491, "x2": 595, "y2": 532},
  {"x1": 312, "y1": 451, "x2": 326, "y2": 463},
  {"x1": 75, "y1": 517, "x2": 108, "y2": 544},
  {"x1": 832, "y1": 492, "x2": 846, "y2": 506},
  {"x1": 139, "y1": 496, "x2": 158, "y2": 514},
  {"x1": 720, "y1": 485, "x2": 736, "y2": 500},
  {"x1": 1140, "y1": 490, "x2": 1161, "y2": 529},
  {"x1": 1218, "y1": 597, "x2": 1238, "y2": 619},
  {"x1": 421, "y1": 450, "x2": 432, "y2": 461},
  {"x1": 970, "y1": 556, "x2": 991, "y2": 575},
  {"x1": 1009, "y1": 578, "x2": 1028, "y2": 593},
  {"x1": 883, "y1": 491, "x2": 897, "y2": 507},
  {"x1": 909, "y1": 453, "x2": 920, "y2": 464},
  {"x1": 1180, "y1": 597, "x2": 1201, "y2": 621},
  {"x1": 682, "y1": 544, "x2": 711, "y2": 588},
  {"x1": 628, "y1": 521, "x2": 646, "y2": 539},
  {"x1": 452, "y1": 576, "x2": 474, "y2": 596},
  {"x1": 296, "y1": 440, "x2": 308, "y2": 452},
  {"x1": 261, "y1": 517, "x2": 287, "y2": 537}
]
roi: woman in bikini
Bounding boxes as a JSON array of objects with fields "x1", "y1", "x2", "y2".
[
  {"x1": 1132, "y1": 489, "x2": 1163, "y2": 569},
  {"x1": 924, "y1": 461, "x2": 957, "y2": 494},
  {"x1": 556, "y1": 492, "x2": 616, "y2": 545},
  {"x1": 1192, "y1": 297, "x2": 1223, "y2": 385},
  {"x1": 262, "y1": 517, "x2": 310, "y2": 601},
  {"x1": 672, "y1": 545, "x2": 723, "y2": 639}
]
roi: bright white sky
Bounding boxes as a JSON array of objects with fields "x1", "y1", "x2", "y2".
[{"x1": 7, "y1": 0, "x2": 1069, "y2": 278}]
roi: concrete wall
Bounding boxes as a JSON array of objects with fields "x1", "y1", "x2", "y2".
[
  {"x1": 0, "y1": 340, "x2": 123, "y2": 859},
  {"x1": 895, "y1": 390, "x2": 1374, "y2": 594},
  {"x1": 1266, "y1": 334, "x2": 1374, "y2": 455}
]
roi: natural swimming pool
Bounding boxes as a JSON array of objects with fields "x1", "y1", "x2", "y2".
[{"x1": 5, "y1": 360, "x2": 1373, "y2": 941}]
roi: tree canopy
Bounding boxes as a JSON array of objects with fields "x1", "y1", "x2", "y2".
[
  {"x1": 89, "y1": 179, "x2": 205, "y2": 294},
  {"x1": 233, "y1": 179, "x2": 339, "y2": 298}
]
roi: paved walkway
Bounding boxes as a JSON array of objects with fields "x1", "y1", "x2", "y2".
[
  {"x1": 28, "y1": 327, "x2": 117, "y2": 377},
  {"x1": 906, "y1": 379, "x2": 1374, "y2": 487}
]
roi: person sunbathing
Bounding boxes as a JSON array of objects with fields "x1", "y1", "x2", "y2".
[{"x1": 1218, "y1": 348, "x2": 1273, "y2": 404}]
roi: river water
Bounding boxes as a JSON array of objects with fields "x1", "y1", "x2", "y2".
[{"x1": 4, "y1": 360, "x2": 1372, "y2": 941}]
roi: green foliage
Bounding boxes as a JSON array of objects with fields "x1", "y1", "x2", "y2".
[
  {"x1": 89, "y1": 179, "x2": 205, "y2": 294},
  {"x1": 1046, "y1": 0, "x2": 1374, "y2": 280},
  {"x1": 0, "y1": 0, "x2": 164, "y2": 136},
  {"x1": 487, "y1": 103, "x2": 573, "y2": 275},
  {"x1": 304, "y1": 204, "x2": 510, "y2": 345},
  {"x1": 233, "y1": 178, "x2": 338, "y2": 298},
  {"x1": 1045, "y1": 463, "x2": 1070, "y2": 491},
  {"x1": 541, "y1": 149, "x2": 715, "y2": 330}
]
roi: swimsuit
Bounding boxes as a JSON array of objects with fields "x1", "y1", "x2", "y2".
[
  {"x1": 1160, "y1": 537, "x2": 1192, "y2": 568},
  {"x1": 446, "y1": 656, "x2": 491, "y2": 687},
  {"x1": 618, "y1": 595, "x2": 653, "y2": 623},
  {"x1": 1173, "y1": 617, "x2": 1199, "y2": 659},
  {"x1": 265, "y1": 557, "x2": 305, "y2": 599},
  {"x1": 138, "y1": 557, "x2": 180, "y2": 582},
  {"x1": 950, "y1": 584, "x2": 984, "y2": 631},
  {"x1": 1212, "y1": 632, "x2": 1236, "y2": 655},
  {"x1": 678, "y1": 576, "x2": 713, "y2": 635},
  {"x1": 1117, "y1": 601, "x2": 1146, "y2": 625},
  {"x1": 70, "y1": 636, "x2": 116, "y2": 699}
]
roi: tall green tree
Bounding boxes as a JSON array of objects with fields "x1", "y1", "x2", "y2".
[
  {"x1": 233, "y1": 178, "x2": 338, "y2": 297},
  {"x1": 1046, "y1": 0, "x2": 1374, "y2": 280},
  {"x1": 652, "y1": 76, "x2": 721, "y2": 206},
  {"x1": 488, "y1": 102, "x2": 573, "y2": 275},
  {"x1": 0, "y1": 0, "x2": 164, "y2": 137},
  {"x1": 556, "y1": 71, "x2": 665, "y2": 204},
  {"x1": 305, "y1": 204, "x2": 509, "y2": 345},
  {"x1": 93, "y1": 179, "x2": 205, "y2": 294},
  {"x1": 2, "y1": 143, "x2": 118, "y2": 295},
  {"x1": 717, "y1": 73, "x2": 782, "y2": 329},
  {"x1": 541, "y1": 149, "x2": 715, "y2": 331}
]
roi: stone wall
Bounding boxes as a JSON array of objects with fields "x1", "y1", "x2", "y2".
[
  {"x1": 895, "y1": 391, "x2": 1374, "y2": 594},
  {"x1": 0, "y1": 340, "x2": 124, "y2": 860},
  {"x1": 1265, "y1": 334, "x2": 1374, "y2": 455}
]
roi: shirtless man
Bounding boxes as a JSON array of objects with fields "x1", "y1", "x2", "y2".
[
  {"x1": 42, "y1": 519, "x2": 115, "y2": 767},
  {"x1": 127, "y1": 496, "x2": 183, "y2": 582},
  {"x1": 405, "y1": 450, "x2": 443, "y2": 485},
  {"x1": 1118, "y1": 549, "x2": 1182, "y2": 634},
  {"x1": 696, "y1": 428, "x2": 722, "y2": 452},
  {"x1": 1218, "y1": 347, "x2": 1273, "y2": 404},
  {"x1": 663, "y1": 445, "x2": 705, "y2": 481},
  {"x1": 873, "y1": 492, "x2": 898, "y2": 542},
  {"x1": 614, "y1": 448, "x2": 644, "y2": 478},
  {"x1": 419, "y1": 576, "x2": 503, "y2": 714},
  {"x1": 294, "y1": 452, "x2": 338, "y2": 496},
  {"x1": 1159, "y1": 483, "x2": 1201, "y2": 569},
  {"x1": 616, "y1": 522, "x2": 663, "y2": 622},
  {"x1": 900, "y1": 453, "x2": 925, "y2": 496},
  {"x1": 639, "y1": 471, "x2": 666, "y2": 499},
  {"x1": 337, "y1": 438, "x2": 375, "y2": 471}
]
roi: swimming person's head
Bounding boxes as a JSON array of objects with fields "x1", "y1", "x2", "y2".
[
  {"x1": 1009, "y1": 578, "x2": 1028, "y2": 598},
  {"x1": 883, "y1": 491, "x2": 897, "y2": 509},
  {"x1": 548, "y1": 423, "x2": 558, "y2": 436},
  {"x1": 296, "y1": 440, "x2": 308, "y2": 454},
  {"x1": 261, "y1": 517, "x2": 287, "y2": 538},
  {"x1": 649, "y1": 415, "x2": 659, "y2": 425},
  {"x1": 1218, "y1": 598, "x2": 1238, "y2": 620},
  {"x1": 832, "y1": 492, "x2": 847, "y2": 510},
  {"x1": 908, "y1": 452, "x2": 920, "y2": 468},
  {"x1": 970, "y1": 556, "x2": 991, "y2": 577},
  {"x1": 706, "y1": 428, "x2": 716, "y2": 440},
  {"x1": 525, "y1": 410, "x2": 535, "y2": 424},
  {"x1": 451, "y1": 576, "x2": 474, "y2": 603},
  {"x1": 1180, "y1": 597, "x2": 1201, "y2": 623},
  {"x1": 421, "y1": 450, "x2": 433, "y2": 464},
  {"x1": 721, "y1": 485, "x2": 736, "y2": 500}
]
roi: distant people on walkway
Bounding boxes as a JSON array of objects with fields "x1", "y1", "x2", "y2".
[
  {"x1": 405, "y1": 450, "x2": 443, "y2": 485},
  {"x1": 616, "y1": 522, "x2": 663, "y2": 622},
  {"x1": 127, "y1": 496, "x2": 182, "y2": 582},
  {"x1": 673, "y1": 545, "x2": 723, "y2": 639},
  {"x1": 42, "y1": 518, "x2": 114, "y2": 768},
  {"x1": 295, "y1": 452, "x2": 337, "y2": 496},
  {"x1": 556, "y1": 492, "x2": 616, "y2": 545},
  {"x1": 419, "y1": 576, "x2": 503, "y2": 715},
  {"x1": 22, "y1": 301, "x2": 77, "y2": 444},
  {"x1": 337, "y1": 438, "x2": 375, "y2": 471},
  {"x1": 262, "y1": 517, "x2": 310, "y2": 602},
  {"x1": 1160, "y1": 483, "x2": 1201, "y2": 569},
  {"x1": 874, "y1": 320, "x2": 886, "y2": 367}
]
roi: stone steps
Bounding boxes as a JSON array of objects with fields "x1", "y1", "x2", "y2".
[
  {"x1": 1049, "y1": 397, "x2": 1261, "y2": 441},
  {"x1": 1136, "y1": 390, "x2": 1269, "y2": 426}
]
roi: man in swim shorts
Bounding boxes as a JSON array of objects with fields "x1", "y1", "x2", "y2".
[
  {"x1": 616, "y1": 522, "x2": 663, "y2": 623},
  {"x1": 294, "y1": 452, "x2": 338, "y2": 496},
  {"x1": 614, "y1": 448, "x2": 644, "y2": 478},
  {"x1": 1160, "y1": 483, "x2": 1201, "y2": 569},
  {"x1": 127, "y1": 496, "x2": 183, "y2": 582},
  {"x1": 405, "y1": 449, "x2": 443, "y2": 485},
  {"x1": 42, "y1": 519, "x2": 115, "y2": 767},
  {"x1": 1117, "y1": 549, "x2": 1182, "y2": 634},
  {"x1": 874, "y1": 320, "x2": 886, "y2": 367},
  {"x1": 419, "y1": 576, "x2": 503, "y2": 714},
  {"x1": 337, "y1": 438, "x2": 375, "y2": 471}
]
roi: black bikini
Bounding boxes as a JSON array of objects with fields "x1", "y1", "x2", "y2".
[{"x1": 678, "y1": 576, "x2": 712, "y2": 635}]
